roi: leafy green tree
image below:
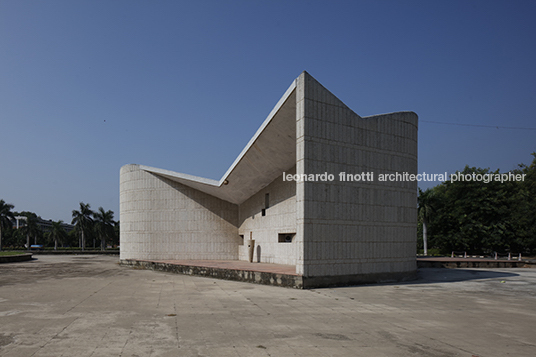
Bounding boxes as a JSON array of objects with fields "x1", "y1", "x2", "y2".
[
  {"x1": 71, "y1": 202, "x2": 94, "y2": 251},
  {"x1": 9, "y1": 227, "x2": 26, "y2": 249},
  {"x1": 509, "y1": 153, "x2": 536, "y2": 252},
  {"x1": 0, "y1": 200, "x2": 15, "y2": 251},
  {"x1": 439, "y1": 166, "x2": 515, "y2": 253},
  {"x1": 66, "y1": 228, "x2": 79, "y2": 248},
  {"x1": 423, "y1": 156, "x2": 536, "y2": 255},
  {"x1": 49, "y1": 220, "x2": 67, "y2": 250},
  {"x1": 93, "y1": 207, "x2": 115, "y2": 251}
]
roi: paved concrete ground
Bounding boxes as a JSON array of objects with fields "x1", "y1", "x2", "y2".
[{"x1": 1, "y1": 255, "x2": 535, "y2": 357}]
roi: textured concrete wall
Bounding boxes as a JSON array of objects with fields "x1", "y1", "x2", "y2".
[
  {"x1": 296, "y1": 72, "x2": 418, "y2": 279},
  {"x1": 120, "y1": 164, "x2": 240, "y2": 261},
  {"x1": 120, "y1": 72, "x2": 417, "y2": 284},
  {"x1": 238, "y1": 166, "x2": 297, "y2": 265}
]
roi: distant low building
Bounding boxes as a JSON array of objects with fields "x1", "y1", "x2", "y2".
[
  {"x1": 35, "y1": 219, "x2": 74, "y2": 233},
  {"x1": 120, "y1": 72, "x2": 418, "y2": 287},
  {"x1": 12, "y1": 216, "x2": 74, "y2": 233}
]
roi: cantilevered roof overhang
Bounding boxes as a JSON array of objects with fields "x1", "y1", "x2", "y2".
[{"x1": 140, "y1": 78, "x2": 297, "y2": 205}]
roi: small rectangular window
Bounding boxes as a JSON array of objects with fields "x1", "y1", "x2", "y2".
[
  {"x1": 261, "y1": 209, "x2": 266, "y2": 216},
  {"x1": 239, "y1": 235, "x2": 244, "y2": 245},
  {"x1": 278, "y1": 233, "x2": 295, "y2": 243}
]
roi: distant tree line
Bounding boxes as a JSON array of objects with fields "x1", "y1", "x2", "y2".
[
  {"x1": 418, "y1": 153, "x2": 536, "y2": 255},
  {"x1": 0, "y1": 201, "x2": 119, "y2": 251}
]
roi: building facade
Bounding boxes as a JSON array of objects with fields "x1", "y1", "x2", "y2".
[{"x1": 120, "y1": 72, "x2": 418, "y2": 287}]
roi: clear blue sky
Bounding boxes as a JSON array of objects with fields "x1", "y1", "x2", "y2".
[{"x1": 1, "y1": 0, "x2": 535, "y2": 222}]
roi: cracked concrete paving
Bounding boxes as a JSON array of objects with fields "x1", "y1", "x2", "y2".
[{"x1": 0, "y1": 255, "x2": 535, "y2": 357}]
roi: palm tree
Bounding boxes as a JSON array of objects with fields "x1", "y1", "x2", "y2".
[
  {"x1": 418, "y1": 188, "x2": 435, "y2": 256},
  {"x1": 71, "y1": 202, "x2": 94, "y2": 251},
  {"x1": 0, "y1": 200, "x2": 15, "y2": 251},
  {"x1": 19, "y1": 213, "x2": 41, "y2": 250},
  {"x1": 93, "y1": 207, "x2": 115, "y2": 251},
  {"x1": 50, "y1": 220, "x2": 67, "y2": 250}
]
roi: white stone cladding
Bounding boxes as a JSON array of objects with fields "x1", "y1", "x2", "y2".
[
  {"x1": 120, "y1": 164, "x2": 240, "y2": 261},
  {"x1": 296, "y1": 72, "x2": 418, "y2": 278},
  {"x1": 238, "y1": 166, "x2": 297, "y2": 265},
  {"x1": 120, "y1": 71, "x2": 418, "y2": 284}
]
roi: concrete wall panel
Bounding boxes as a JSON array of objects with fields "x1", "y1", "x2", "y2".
[
  {"x1": 297, "y1": 72, "x2": 418, "y2": 280},
  {"x1": 237, "y1": 167, "x2": 297, "y2": 265},
  {"x1": 120, "y1": 165, "x2": 240, "y2": 261},
  {"x1": 120, "y1": 72, "x2": 417, "y2": 285}
]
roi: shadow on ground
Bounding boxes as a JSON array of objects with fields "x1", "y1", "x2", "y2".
[{"x1": 407, "y1": 267, "x2": 518, "y2": 285}]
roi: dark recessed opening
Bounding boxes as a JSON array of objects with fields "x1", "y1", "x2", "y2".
[{"x1": 278, "y1": 233, "x2": 295, "y2": 243}]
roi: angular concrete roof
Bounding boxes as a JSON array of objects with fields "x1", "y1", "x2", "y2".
[{"x1": 141, "y1": 77, "x2": 297, "y2": 205}]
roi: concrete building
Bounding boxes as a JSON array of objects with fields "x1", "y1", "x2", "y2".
[{"x1": 120, "y1": 72, "x2": 418, "y2": 287}]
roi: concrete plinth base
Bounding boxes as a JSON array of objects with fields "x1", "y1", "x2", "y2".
[
  {"x1": 120, "y1": 259, "x2": 417, "y2": 289},
  {"x1": 120, "y1": 259, "x2": 303, "y2": 288}
]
